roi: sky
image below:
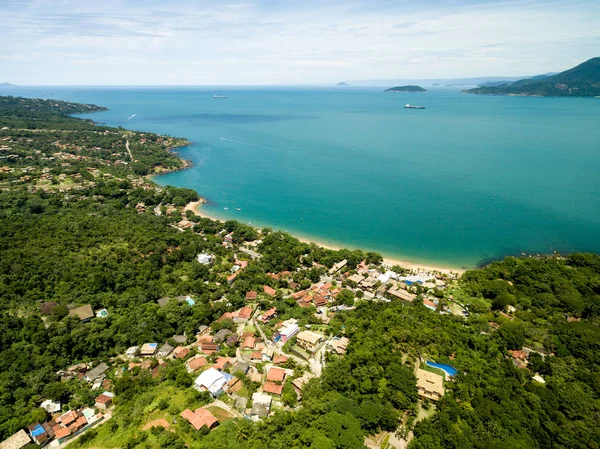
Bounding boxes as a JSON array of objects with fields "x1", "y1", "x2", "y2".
[{"x1": 1, "y1": 0, "x2": 599, "y2": 85}]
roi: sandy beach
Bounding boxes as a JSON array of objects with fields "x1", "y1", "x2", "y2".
[{"x1": 184, "y1": 201, "x2": 465, "y2": 275}]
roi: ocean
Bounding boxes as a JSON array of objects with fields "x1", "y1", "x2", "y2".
[{"x1": 3, "y1": 85, "x2": 600, "y2": 268}]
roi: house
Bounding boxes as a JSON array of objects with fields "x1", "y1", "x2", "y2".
[
  {"x1": 39, "y1": 302, "x2": 57, "y2": 316},
  {"x1": 197, "y1": 253, "x2": 214, "y2": 265},
  {"x1": 313, "y1": 294, "x2": 328, "y2": 307},
  {"x1": 242, "y1": 336, "x2": 256, "y2": 350},
  {"x1": 296, "y1": 331, "x2": 323, "y2": 353},
  {"x1": 68, "y1": 304, "x2": 94, "y2": 322},
  {"x1": 226, "y1": 334, "x2": 239, "y2": 346},
  {"x1": 359, "y1": 276, "x2": 378, "y2": 288},
  {"x1": 262, "y1": 348, "x2": 274, "y2": 361},
  {"x1": 231, "y1": 360, "x2": 249, "y2": 375},
  {"x1": 227, "y1": 272, "x2": 239, "y2": 284},
  {"x1": 387, "y1": 287, "x2": 416, "y2": 302},
  {"x1": 266, "y1": 367, "x2": 286, "y2": 383},
  {"x1": 173, "y1": 346, "x2": 190, "y2": 359},
  {"x1": 260, "y1": 307, "x2": 277, "y2": 323},
  {"x1": 194, "y1": 368, "x2": 227, "y2": 396},
  {"x1": 27, "y1": 423, "x2": 49, "y2": 445},
  {"x1": 200, "y1": 343, "x2": 219, "y2": 355},
  {"x1": 330, "y1": 337, "x2": 350, "y2": 355},
  {"x1": 57, "y1": 410, "x2": 78, "y2": 427},
  {"x1": 329, "y1": 259, "x2": 347, "y2": 274},
  {"x1": 157, "y1": 343, "x2": 174, "y2": 358},
  {"x1": 84, "y1": 362, "x2": 108, "y2": 382},
  {"x1": 236, "y1": 306, "x2": 253, "y2": 322},
  {"x1": 245, "y1": 291, "x2": 257, "y2": 301},
  {"x1": 423, "y1": 300, "x2": 438, "y2": 311},
  {"x1": 140, "y1": 343, "x2": 158, "y2": 356},
  {"x1": 40, "y1": 399, "x2": 61, "y2": 414},
  {"x1": 180, "y1": 408, "x2": 218, "y2": 431},
  {"x1": 54, "y1": 426, "x2": 71, "y2": 443},
  {"x1": 125, "y1": 346, "x2": 139, "y2": 358},
  {"x1": 251, "y1": 392, "x2": 272, "y2": 418},
  {"x1": 262, "y1": 382, "x2": 283, "y2": 396},
  {"x1": 250, "y1": 351, "x2": 263, "y2": 362},
  {"x1": 213, "y1": 357, "x2": 231, "y2": 371},
  {"x1": 263, "y1": 285, "x2": 276, "y2": 297},
  {"x1": 291, "y1": 372, "x2": 315, "y2": 396},
  {"x1": 276, "y1": 323, "x2": 299, "y2": 343},
  {"x1": 95, "y1": 392, "x2": 114, "y2": 410},
  {"x1": 213, "y1": 329, "x2": 233, "y2": 343},
  {"x1": 1, "y1": 429, "x2": 31, "y2": 449},
  {"x1": 187, "y1": 357, "x2": 208, "y2": 372},
  {"x1": 416, "y1": 369, "x2": 444, "y2": 401},
  {"x1": 273, "y1": 355, "x2": 288, "y2": 365},
  {"x1": 172, "y1": 335, "x2": 188, "y2": 345}
]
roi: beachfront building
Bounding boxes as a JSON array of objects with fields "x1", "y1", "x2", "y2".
[{"x1": 416, "y1": 369, "x2": 444, "y2": 401}]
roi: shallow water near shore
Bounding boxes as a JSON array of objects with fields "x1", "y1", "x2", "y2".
[{"x1": 4, "y1": 85, "x2": 600, "y2": 268}]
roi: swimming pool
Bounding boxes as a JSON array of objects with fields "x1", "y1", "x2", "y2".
[{"x1": 426, "y1": 361, "x2": 458, "y2": 377}]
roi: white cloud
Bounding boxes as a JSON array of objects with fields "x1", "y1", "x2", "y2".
[{"x1": 1, "y1": 0, "x2": 599, "y2": 84}]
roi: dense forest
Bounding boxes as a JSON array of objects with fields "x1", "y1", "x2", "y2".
[
  {"x1": 1, "y1": 96, "x2": 599, "y2": 449},
  {"x1": 465, "y1": 56, "x2": 600, "y2": 97}
]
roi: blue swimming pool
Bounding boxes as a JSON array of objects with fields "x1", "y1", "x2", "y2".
[{"x1": 426, "y1": 361, "x2": 458, "y2": 377}]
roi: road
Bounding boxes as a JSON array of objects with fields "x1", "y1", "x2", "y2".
[{"x1": 125, "y1": 139, "x2": 134, "y2": 161}]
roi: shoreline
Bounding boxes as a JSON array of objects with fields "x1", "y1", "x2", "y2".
[{"x1": 184, "y1": 201, "x2": 465, "y2": 275}]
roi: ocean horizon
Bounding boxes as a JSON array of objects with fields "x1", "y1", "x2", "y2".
[{"x1": 3, "y1": 85, "x2": 599, "y2": 269}]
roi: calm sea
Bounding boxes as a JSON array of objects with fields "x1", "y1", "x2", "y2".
[{"x1": 4, "y1": 86, "x2": 600, "y2": 268}]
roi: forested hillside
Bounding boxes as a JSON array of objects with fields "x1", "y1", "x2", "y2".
[
  {"x1": 1, "y1": 96, "x2": 599, "y2": 449},
  {"x1": 465, "y1": 57, "x2": 600, "y2": 97}
]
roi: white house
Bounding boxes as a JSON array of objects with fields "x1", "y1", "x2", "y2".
[
  {"x1": 278, "y1": 323, "x2": 299, "y2": 343},
  {"x1": 197, "y1": 253, "x2": 214, "y2": 265},
  {"x1": 194, "y1": 368, "x2": 227, "y2": 396}
]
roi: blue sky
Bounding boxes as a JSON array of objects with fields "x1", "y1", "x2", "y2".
[{"x1": 1, "y1": 0, "x2": 599, "y2": 85}]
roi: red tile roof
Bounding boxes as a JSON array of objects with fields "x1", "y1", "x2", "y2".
[
  {"x1": 263, "y1": 285, "x2": 276, "y2": 296},
  {"x1": 250, "y1": 351, "x2": 263, "y2": 360},
  {"x1": 266, "y1": 367, "x2": 286, "y2": 382},
  {"x1": 95, "y1": 393, "x2": 112, "y2": 404},
  {"x1": 243, "y1": 336, "x2": 256, "y2": 349},
  {"x1": 188, "y1": 357, "x2": 208, "y2": 371},
  {"x1": 273, "y1": 355, "x2": 288, "y2": 365},
  {"x1": 262, "y1": 381, "x2": 283, "y2": 395},
  {"x1": 54, "y1": 427, "x2": 71, "y2": 439},
  {"x1": 245, "y1": 291, "x2": 257, "y2": 300},
  {"x1": 173, "y1": 347, "x2": 190, "y2": 359},
  {"x1": 238, "y1": 306, "x2": 253, "y2": 320}
]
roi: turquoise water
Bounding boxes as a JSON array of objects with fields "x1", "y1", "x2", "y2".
[
  {"x1": 3, "y1": 86, "x2": 600, "y2": 268},
  {"x1": 426, "y1": 361, "x2": 458, "y2": 377}
]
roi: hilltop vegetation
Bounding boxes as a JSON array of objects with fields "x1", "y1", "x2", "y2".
[
  {"x1": 384, "y1": 85, "x2": 427, "y2": 92},
  {"x1": 1, "y1": 96, "x2": 599, "y2": 449},
  {"x1": 465, "y1": 57, "x2": 600, "y2": 97}
]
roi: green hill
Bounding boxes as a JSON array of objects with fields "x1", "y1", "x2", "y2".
[
  {"x1": 384, "y1": 85, "x2": 427, "y2": 92},
  {"x1": 465, "y1": 57, "x2": 600, "y2": 97}
]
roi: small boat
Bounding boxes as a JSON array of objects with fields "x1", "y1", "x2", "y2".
[
  {"x1": 214, "y1": 95, "x2": 227, "y2": 99},
  {"x1": 236, "y1": 208, "x2": 241, "y2": 211},
  {"x1": 405, "y1": 104, "x2": 425, "y2": 109},
  {"x1": 224, "y1": 207, "x2": 228, "y2": 210}
]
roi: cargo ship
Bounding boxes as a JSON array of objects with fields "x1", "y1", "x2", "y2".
[{"x1": 404, "y1": 104, "x2": 425, "y2": 109}]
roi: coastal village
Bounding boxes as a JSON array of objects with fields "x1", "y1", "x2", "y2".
[
  {"x1": 0, "y1": 97, "x2": 568, "y2": 449},
  {"x1": 1, "y1": 229, "x2": 466, "y2": 448}
]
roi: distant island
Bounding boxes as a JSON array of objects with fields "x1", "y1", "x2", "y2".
[
  {"x1": 384, "y1": 85, "x2": 427, "y2": 92},
  {"x1": 336, "y1": 81, "x2": 349, "y2": 86},
  {"x1": 0, "y1": 82, "x2": 16, "y2": 87},
  {"x1": 465, "y1": 57, "x2": 600, "y2": 97}
]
